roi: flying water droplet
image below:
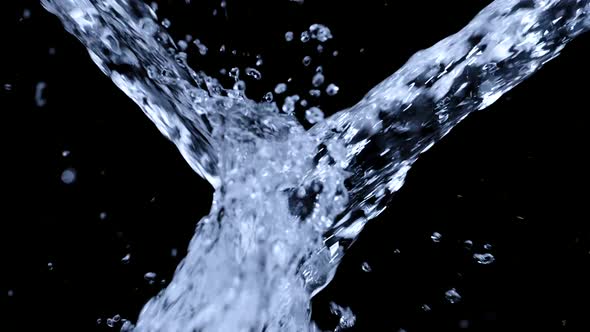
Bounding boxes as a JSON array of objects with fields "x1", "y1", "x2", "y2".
[
  {"x1": 305, "y1": 107, "x2": 324, "y2": 124},
  {"x1": 144, "y1": 272, "x2": 157, "y2": 284},
  {"x1": 193, "y1": 39, "x2": 208, "y2": 55},
  {"x1": 464, "y1": 240, "x2": 473, "y2": 250},
  {"x1": 99, "y1": 212, "x2": 107, "y2": 220},
  {"x1": 326, "y1": 83, "x2": 340, "y2": 96},
  {"x1": 309, "y1": 89, "x2": 321, "y2": 97},
  {"x1": 309, "y1": 24, "x2": 333, "y2": 42},
  {"x1": 329, "y1": 302, "x2": 356, "y2": 329},
  {"x1": 361, "y1": 262, "x2": 372, "y2": 272},
  {"x1": 245, "y1": 67, "x2": 262, "y2": 80},
  {"x1": 445, "y1": 288, "x2": 462, "y2": 304},
  {"x1": 171, "y1": 248, "x2": 178, "y2": 257},
  {"x1": 473, "y1": 253, "x2": 495, "y2": 265},
  {"x1": 282, "y1": 95, "x2": 300, "y2": 114},
  {"x1": 61, "y1": 168, "x2": 77, "y2": 184},
  {"x1": 48, "y1": 262, "x2": 54, "y2": 271},
  {"x1": 23, "y1": 9, "x2": 31, "y2": 19},
  {"x1": 229, "y1": 67, "x2": 239, "y2": 81},
  {"x1": 302, "y1": 56, "x2": 312, "y2": 66},
  {"x1": 421, "y1": 304, "x2": 432, "y2": 312},
  {"x1": 121, "y1": 253, "x2": 131, "y2": 264},
  {"x1": 285, "y1": 31, "x2": 294, "y2": 42},
  {"x1": 300, "y1": 31, "x2": 310, "y2": 43},
  {"x1": 233, "y1": 80, "x2": 246, "y2": 92},
  {"x1": 4, "y1": 83, "x2": 13, "y2": 91},
  {"x1": 312, "y1": 73, "x2": 324, "y2": 87},
  {"x1": 7, "y1": 290, "x2": 14, "y2": 297},
  {"x1": 431, "y1": 232, "x2": 442, "y2": 243},
  {"x1": 161, "y1": 19, "x2": 171, "y2": 28},
  {"x1": 274, "y1": 83, "x2": 287, "y2": 94},
  {"x1": 263, "y1": 92, "x2": 273, "y2": 103},
  {"x1": 177, "y1": 40, "x2": 188, "y2": 51},
  {"x1": 35, "y1": 81, "x2": 47, "y2": 107},
  {"x1": 61, "y1": 150, "x2": 70, "y2": 157},
  {"x1": 483, "y1": 243, "x2": 493, "y2": 250}
]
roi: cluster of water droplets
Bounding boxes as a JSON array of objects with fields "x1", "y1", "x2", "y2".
[{"x1": 40, "y1": 0, "x2": 589, "y2": 331}]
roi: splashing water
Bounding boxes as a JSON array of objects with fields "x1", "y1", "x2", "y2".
[{"x1": 41, "y1": 0, "x2": 589, "y2": 331}]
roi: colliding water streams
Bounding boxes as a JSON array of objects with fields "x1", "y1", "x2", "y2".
[{"x1": 41, "y1": 0, "x2": 589, "y2": 330}]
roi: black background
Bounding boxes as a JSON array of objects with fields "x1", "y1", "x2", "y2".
[{"x1": 1, "y1": 0, "x2": 589, "y2": 331}]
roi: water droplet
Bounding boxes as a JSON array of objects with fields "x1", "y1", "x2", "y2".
[
  {"x1": 35, "y1": 81, "x2": 47, "y2": 107},
  {"x1": 229, "y1": 67, "x2": 240, "y2": 81},
  {"x1": 299, "y1": 99, "x2": 308, "y2": 107},
  {"x1": 282, "y1": 95, "x2": 300, "y2": 114},
  {"x1": 473, "y1": 253, "x2": 495, "y2": 265},
  {"x1": 121, "y1": 253, "x2": 131, "y2": 264},
  {"x1": 233, "y1": 80, "x2": 246, "y2": 91},
  {"x1": 62, "y1": 150, "x2": 71, "y2": 157},
  {"x1": 48, "y1": 48, "x2": 56, "y2": 55},
  {"x1": 316, "y1": 45, "x2": 324, "y2": 53},
  {"x1": 309, "y1": 89, "x2": 321, "y2": 97},
  {"x1": 7, "y1": 290, "x2": 14, "y2": 297},
  {"x1": 245, "y1": 67, "x2": 262, "y2": 80},
  {"x1": 4, "y1": 83, "x2": 13, "y2": 91},
  {"x1": 97, "y1": 318, "x2": 102, "y2": 325},
  {"x1": 464, "y1": 240, "x2": 473, "y2": 250},
  {"x1": 431, "y1": 232, "x2": 442, "y2": 243},
  {"x1": 445, "y1": 288, "x2": 462, "y2": 304},
  {"x1": 171, "y1": 248, "x2": 178, "y2": 257},
  {"x1": 361, "y1": 262, "x2": 372, "y2": 272},
  {"x1": 312, "y1": 73, "x2": 324, "y2": 87},
  {"x1": 329, "y1": 302, "x2": 356, "y2": 329},
  {"x1": 393, "y1": 248, "x2": 401, "y2": 255},
  {"x1": 483, "y1": 243, "x2": 493, "y2": 250},
  {"x1": 285, "y1": 31, "x2": 294, "y2": 42},
  {"x1": 300, "y1": 31, "x2": 310, "y2": 43},
  {"x1": 302, "y1": 56, "x2": 312, "y2": 66},
  {"x1": 256, "y1": 58, "x2": 264, "y2": 66},
  {"x1": 178, "y1": 40, "x2": 188, "y2": 51},
  {"x1": 23, "y1": 9, "x2": 31, "y2": 19},
  {"x1": 309, "y1": 23, "x2": 333, "y2": 42},
  {"x1": 333, "y1": 50, "x2": 339, "y2": 56},
  {"x1": 263, "y1": 92, "x2": 274, "y2": 103},
  {"x1": 220, "y1": 1, "x2": 227, "y2": 8},
  {"x1": 47, "y1": 262, "x2": 54, "y2": 271},
  {"x1": 61, "y1": 168, "x2": 77, "y2": 184},
  {"x1": 107, "y1": 318, "x2": 115, "y2": 327},
  {"x1": 459, "y1": 320, "x2": 470, "y2": 329},
  {"x1": 99, "y1": 212, "x2": 107, "y2": 220},
  {"x1": 161, "y1": 19, "x2": 171, "y2": 28},
  {"x1": 326, "y1": 83, "x2": 340, "y2": 96},
  {"x1": 193, "y1": 39, "x2": 208, "y2": 55},
  {"x1": 144, "y1": 272, "x2": 157, "y2": 283},
  {"x1": 274, "y1": 83, "x2": 287, "y2": 94},
  {"x1": 113, "y1": 314, "x2": 121, "y2": 322},
  {"x1": 305, "y1": 107, "x2": 324, "y2": 124}
]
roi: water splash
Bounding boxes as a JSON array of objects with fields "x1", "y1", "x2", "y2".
[{"x1": 41, "y1": 0, "x2": 589, "y2": 331}]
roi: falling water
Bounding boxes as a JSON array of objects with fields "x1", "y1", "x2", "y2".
[{"x1": 41, "y1": 0, "x2": 589, "y2": 331}]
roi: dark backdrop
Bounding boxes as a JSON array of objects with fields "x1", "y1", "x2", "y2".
[{"x1": 1, "y1": 0, "x2": 589, "y2": 331}]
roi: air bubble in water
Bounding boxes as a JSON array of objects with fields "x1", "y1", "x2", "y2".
[
  {"x1": 61, "y1": 168, "x2": 77, "y2": 184},
  {"x1": 473, "y1": 253, "x2": 495, "y2": 265},
  {"x1": 312, "y1": 73, "x2": 324, "y2": 87},
  {"x1": 274, "y1": 83, "x2": 287, "y2": 94},
  {"x1": 285, "y1": 31, "x2": 294, "y2": 42},
  {"x1": 445, "y1": 288, "x2": 462, "y2": 304},
  {"x1": 431, "y1": 232, "x2": 442, "y2": 243},
  {"x1": 361, "y1": 262, "x2": 372, "y2": 272},
  {"x1": 326, "y1": 83, "x2": 340, "y2": 96},
  {"x1": 305, "y1": 107, "x2": 324, "y2": 124},
  {"x1": 302, "y1": 56, "x2": 312, "y2": 66},
  {"x1": 35, "y1": 81, "x2": 47, "y2": 107},
  {"x1": 309, "y1": 24, "x2": 333, "y2": 42},
  {"x1": 245, "y1": 67, "x2": 261, "y2": 80},
  {"x1": 263, "y1": 92, "x2": 273, "y2": 103},
  {"x1": 300, "y1": 31, "x2": 310, "y2": 43}
]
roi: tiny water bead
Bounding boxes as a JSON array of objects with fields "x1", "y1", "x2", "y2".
[
  {"x1": 193, "y1": 39, "x2": 208, "y2": 55},
  {"x1": 60, "y1": 168, "x2": 77, "y2": 184},
  {"x1": 285, "y1": 31, "x2": 294, "y2": 42},
  {"x1": 35, "y1": 81, "x2": 47, "y2": 107},
  {"x1": 233, "y1": 80, "x2": 246, "y2": 92},
  {"x1": 483, "y1": 243, "x2": 493, "y2": 250},
  {"x1": 48, "y1": 262, "x2": 54, "y2": 271},
  {"x1": 305, "y1": 107, "x2": 324, "y2": 124},
  {"x1": 329, "y1": 302, "x2": 356, "y2": 329},
  {"x1": 282, "y1": 95, "x2": 300, "y2": 114},
  {"x1": 361, "y1": 262, "x2": 372, "y2": 272},
  {"x1": 445, "y1": 288, "x2": 462, "y2": 304},
  {"x1": 61, "y1": 150, "x2": 70, "y2": 157},
  {"x1": 229, "y1": 67, "x2": 239, "y2": 81},
  {"x1": 245, "y1": 67, "x2": 261, "y2": 80},
  {"x1": 263, "y1": 92, "x2": 273, "y2": 103},
  {"x1": 274, "y1": 83, "x2": 287, "y2": 94},
  {"x1": 300, "y1": 31, "x2": 310, "y2": 43},
  {"x1": 161, "y1": 18, "x2": 171, "y2": 28},
  {"x1": 121, "y1": 253, "x2": 131, "y2": 264},
  {"x1": 308, "y1": 24, "x2": 333, "y2": 42},
  {"x1": 99, "y1": 211, "x2": 108, "y2": 220},
  {"x1": 326, "y1": 83, "x2": 339, "y2": 96},
  {"x1": 144, "y1": 272, "x2": 157, "y2": 284},
  {"x1": 431, "y1": 232, "x2": 442, "y2": 243},
  {"x1": 3, "y1": 83, "x2": 13, "y2": 91},
  {"x1": 312, "y1": 73, "x2": 324, "y2": 87},
  {"x1": 473, "y1": 253, "x2": 495, "y2": 265},
  {"x1": 464, "y1": 240, "x2": 473, "y2": 250},
  {"x1": 7, "y1": 290, "x2": 14, "y2": 297},
  {"x1": 309, "y1": 89, "x2": 321, "y2": 97},
  {"x1": 171, "y1": 248, "x2": 178, "y2": 257},
  {"x1": 302, "y1": 56, "x2": 312, "y2": 66}
]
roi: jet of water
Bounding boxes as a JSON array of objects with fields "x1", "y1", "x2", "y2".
[{"x1": 42, "y1": 0, "x2": 589, "y2": 331}]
